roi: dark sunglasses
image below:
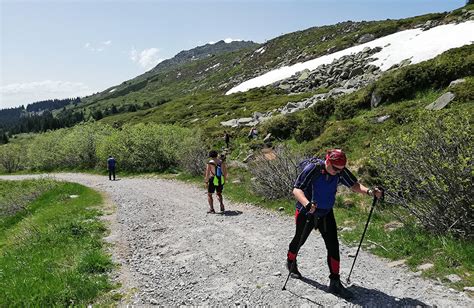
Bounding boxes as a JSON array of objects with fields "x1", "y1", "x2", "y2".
[{"x1": 331, "y1": 164, "x2": 344, "y2": 172}]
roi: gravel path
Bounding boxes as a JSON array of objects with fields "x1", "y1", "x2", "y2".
[{"x1": 1, "y1": 173, "x2": 472, "y2": 307}]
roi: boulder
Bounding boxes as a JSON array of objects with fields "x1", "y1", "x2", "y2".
[
  {"x1": 376, "y1": 115, "x2": 391, "y2": 123},
  {"x1": 425, "y1": 92, "x2": 456, "y2": 110},
  {"x1": 358, "y1": 34, "x2": 375, "y2": 44},
  {"x1": 220, "y1": 119, "x2": 239, "y2": 127},
  {"x1": 237, "y1": 117, "x2": 254, "y2": 125},
  {"x1": 371, "y1": 91, "x2": 383, "y2": 108},
  {"x1": 263, "y1": 133, "x2": 272, "y2": 143},
  {"x1": 449, "y1": 78, "x2": 466, "y2": 87},
  {"x1": 349, "y1": 67, "x2": 364, "y2": 78},
  {"x1": 445, "y1": 274, "x2": 462, "y2": 283},
  {"x1": 417, "y1": 263, "x2": 434, "y2": 271},
  {"x1": 298, "y1": 69, "x2": 310, "y2": 81}
]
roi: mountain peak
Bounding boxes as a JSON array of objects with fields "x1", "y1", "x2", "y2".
[{"x1": 149, "y1": 39, "x2": 258, "y2": 74}]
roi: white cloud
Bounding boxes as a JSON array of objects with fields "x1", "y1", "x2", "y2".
[
  {"x1": 0, "y1": 80, "x2": 92, "y2": 109},
  {"x1": 209, "y1": 38, "x2": 243, "y2": 45},
  {"x1": 84, "y1": 40, "x2": 112, "y2": 52},
  {"x1": 130, "y1": 47, "x2": 164, "y2": 70},
  {"x1": 223, "y1": 38, "x2": 242, "y2": 43}
]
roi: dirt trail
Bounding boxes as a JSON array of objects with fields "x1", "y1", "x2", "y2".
[{"x1": 1, "y1": 173, "x2": 472, "y2": 306}]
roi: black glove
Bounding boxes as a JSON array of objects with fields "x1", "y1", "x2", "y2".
[{"x1": 304, "y1": 201, "x2": 316, "y2": 216}]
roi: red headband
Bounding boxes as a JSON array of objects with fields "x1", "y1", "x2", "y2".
[{"x1": 326, "y1": 149, "x2": 347, "y2": 166}]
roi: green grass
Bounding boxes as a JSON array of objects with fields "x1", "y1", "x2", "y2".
[{"x1": 0, "y1": 180, "x2": 117, "y2": 306}]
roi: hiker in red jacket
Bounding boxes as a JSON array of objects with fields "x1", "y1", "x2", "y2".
[{"x1": 286, "y1": 149, "x2": 383, "y2": 299}]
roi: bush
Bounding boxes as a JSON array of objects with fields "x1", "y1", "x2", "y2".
[
  {"x1": 308, "y1": 121, "x2": 358, "y2": 154},
  {"x1": 96, "y1": 123, "x2": 194, "y2": 172},
  {"x1": 334, "y1": 88, "x2": 372, "y2": 120},
  {"x1": 294, "y1": 112, "x2": 325, "y2": 142},
  {"x1": 451, "y1": 77, "x2": 474, "y2": 103},
  {"x1": 57, "y1": 123, "x2": 113, "y2": 169},
  {"x1": 295, "y1": 98, "x2": 336, "y2": 142},
  {"x1": 178, "y1": 130, "x2": 208, "y2": 176},
  {"x1": 371, "y1": 111, "x2": 473, "y2": 239},
  {"x1": 248, "y1": 145, "x2": 304, "y2": 199},
  {"x1": 261, "y1": 114, "x2": 298, "y2": 140},
  {"x1": 0, "y1": 143, "x2": 25, "y2": 173},
  {"x1": 27, "y1": 130, "x2": 67, "y2": 171}
]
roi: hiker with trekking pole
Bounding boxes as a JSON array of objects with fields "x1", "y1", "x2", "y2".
[{"x1": 282, "y1": 149, "x2": 384, "y2": 299}]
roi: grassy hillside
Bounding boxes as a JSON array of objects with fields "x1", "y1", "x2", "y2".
[{"x1": 55, "y1": 5, "x2": 471, "y2": 129}]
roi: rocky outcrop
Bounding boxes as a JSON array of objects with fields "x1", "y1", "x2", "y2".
[
  {"x1": 220, "y1": 111, "x2": 272, "y2": 128},
  {"x1": 221, "y1": 47, "x2": 389, "y2": 127},
  {"x1": 273, "y1": 46, "x2": 382, "y2": 95}
]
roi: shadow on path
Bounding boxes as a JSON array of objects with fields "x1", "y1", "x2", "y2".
[
  {"x1": 220, "y1": 210, "x2": 243, "y2": 216},
  {"x1": 282, "y1": 277, "x2": 326, "y2": 306},
  {"x1": 296, "y1": 276, "x2": 427, "y2": 306}
]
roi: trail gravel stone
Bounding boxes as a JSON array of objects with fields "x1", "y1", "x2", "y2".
[{"x1": 1, "y1": 173, "x2": 472, "y2": 307}]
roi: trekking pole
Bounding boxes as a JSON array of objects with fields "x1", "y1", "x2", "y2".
[
  {"x1": 282, "y1": 216, "x2": 313, "y2": 291},
  {"x1": 346, "y1": 195, "x2": 378, "y2": 284}
]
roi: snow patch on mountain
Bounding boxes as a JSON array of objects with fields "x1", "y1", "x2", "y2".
[{"x1": 226, "y1": 21, "x2": 474, "y2": 95}]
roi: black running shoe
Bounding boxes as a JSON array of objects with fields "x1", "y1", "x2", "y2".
[
  {"x1": 286, "y1": 259, "x2": 302, "y2": 279},
  {"x1": 329, "y1": 278, "x2": 354, "y2": 299}
]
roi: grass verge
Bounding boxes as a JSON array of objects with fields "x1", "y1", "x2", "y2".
[{"x1": 0, "y1": 179, "x2": 117, "y2": 306}]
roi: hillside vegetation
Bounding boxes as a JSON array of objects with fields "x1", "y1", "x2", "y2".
[{"x1": 0, "y1": 3, "x2": 473, "y2": 294}]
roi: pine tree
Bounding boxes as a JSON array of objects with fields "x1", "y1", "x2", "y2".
[{"x1": 0, "y1": 130, "x2": 8, "y2": 144}]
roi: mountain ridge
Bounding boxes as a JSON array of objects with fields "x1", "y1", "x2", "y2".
[{"x1": 1, "y1": 4, "x2": 472, "y2": 138}]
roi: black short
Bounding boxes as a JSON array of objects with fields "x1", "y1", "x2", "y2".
[{"x1": 208, "y1": 176, "x2": 224, "y2": 193}]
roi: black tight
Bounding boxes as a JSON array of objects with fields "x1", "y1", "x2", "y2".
[{"x1": 288, "y1": 209, "x2": 340, "y2": 278}]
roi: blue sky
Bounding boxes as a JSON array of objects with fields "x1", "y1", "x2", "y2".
[{"x1": 0, "y1": 0, "x2": 466, "y2": 109}]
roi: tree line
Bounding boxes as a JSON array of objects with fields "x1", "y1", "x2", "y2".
[{"x1": 0, "y1": 98, "x2": 84, "y2": 138}]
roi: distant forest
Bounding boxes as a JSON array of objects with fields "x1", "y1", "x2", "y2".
[
  {"x1": 0, "y1": 98, "x2": 83, "y2": 143},
  {"x1": 26, "y1": 97, "x2": 81, "y2": 112}
]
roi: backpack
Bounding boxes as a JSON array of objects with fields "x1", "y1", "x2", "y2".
[
  {"x1": 297, "y1": 157, "x2": 321, "y2": 173},
  {"x1": 209, "y1": 159, "x2": 225, "y2": 185},
  {"x1": 216, "y1": 163, "x2": 223, "y2": 177}
]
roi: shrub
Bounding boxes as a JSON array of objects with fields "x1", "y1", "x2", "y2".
[
  {"x1": 295, "y1": 98, "x2": 336, "y2": 142},
  {"x1": 451, "y1": 77, "x2": 474, "y2": 103},
  {"x1": 294, "y1": 112, "x2": 325, "y2": 142},
  {"x1": 248, "y1": 145, "x2": 304, "y2": 199},
  {"x1": 371, "y1": 111, "x2": 473, "y2": 239},
  {"x1": 261, "y1": 114, "x2": 298, "y2": 140},
  {"x1": 334, "y1": 88, "x2": 372, "y2": 120},
  {"x1": 0, "y1": 143, "x2": 25, "y2": 173},
  {"x1": 334, "y1": 100, "x2": 359, "y2": 120},
  {"x1": 96, "y1": 123, "x2": 192, "y2": 172},
  {"x1": 57, "y1": 123, "x2": 113, "y2": 169},
  {"x1": 308, "y1": 121, "x2": 358, "y2": 154},
  {"x1": 178, "y1": 130, "x2": 208, "y2": 176},
  {"x1": 27, "y1": 130, "x2": 67, "y2": 171},
  {"x1": 311, "y1": 96, "x2": 336, "y2": 118}
]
